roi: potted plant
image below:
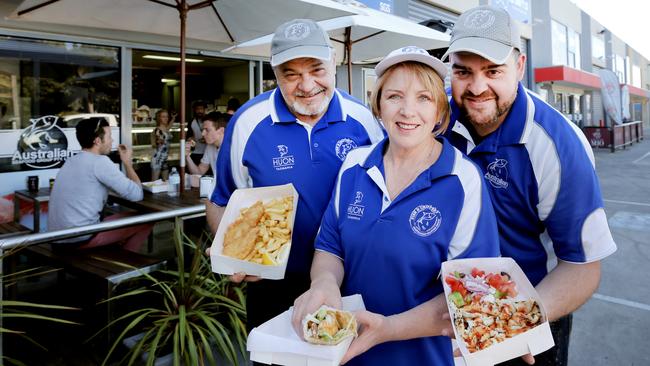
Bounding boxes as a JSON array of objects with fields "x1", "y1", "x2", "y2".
[{"x1": 92, "y1": 226, "x2": 247, "y2": 366}]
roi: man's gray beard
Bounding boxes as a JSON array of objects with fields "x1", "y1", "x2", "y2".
[{"x1": 290, "y1": 93, "x2": 331, "y2": 117}]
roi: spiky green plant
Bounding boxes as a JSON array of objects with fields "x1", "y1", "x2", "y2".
[
  {"x1": 1, "y1": 247, "x2": 80, "y2": 366},
  {"x1": 91, "y1": 226, "x2": 247, "y2": 366}
]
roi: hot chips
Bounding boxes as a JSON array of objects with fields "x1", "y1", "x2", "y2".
[{"x1": 222, "y1": 196, "x2": 293, "y2": 265}]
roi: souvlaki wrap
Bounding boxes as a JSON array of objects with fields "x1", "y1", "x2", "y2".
[{"x1": 303, "y1": 306, "x2": 358, "y2": 345}]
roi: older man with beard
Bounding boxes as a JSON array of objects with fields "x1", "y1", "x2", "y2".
[
  {"x1": 206, "y1": 19, "x2": 384, "y2": 337},
  {"x1": 443, "y1": 5, "x2": 616, "y2": 366}
]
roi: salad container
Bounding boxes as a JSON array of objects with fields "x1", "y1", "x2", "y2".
[{"x1": 442, "y1": 257, "x2": 554, "y2": 366}]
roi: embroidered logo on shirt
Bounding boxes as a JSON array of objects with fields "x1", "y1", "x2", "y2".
[
  {"x1": 272, "y1": 144, "x2": 295, "y2": 171},
  {"x1": 409, "y1": 205, "x2": 442, "y2": 237},
  {"x1": 485, "y1": 158, "x2": 509, "y2": 189},
  {"x1": 335, "y1": 138, "x2": 358, "y2": 161},
  {"x1": 346, "y1": 191, "x2": 365, "y2": 220}
]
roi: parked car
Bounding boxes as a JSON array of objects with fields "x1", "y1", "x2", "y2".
[{"x1": 62, "y1": 113, "x2": 119, "y2": 127}]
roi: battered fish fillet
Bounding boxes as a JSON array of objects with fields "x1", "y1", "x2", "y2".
[{"x1": 223, "y1": 201, "x2": 265, "y2": 259}]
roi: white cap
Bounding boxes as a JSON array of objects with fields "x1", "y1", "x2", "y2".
[{"x1": 375, "y1": 46, "x2": 447, "y2": 79}]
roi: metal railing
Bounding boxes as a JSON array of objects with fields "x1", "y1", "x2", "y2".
[
  {"x1": 0, "y1": 205, "x2": 206, "y2": 358},
  {"x1": 0, "y1": 206, "x2": 204, "y2": 250}
]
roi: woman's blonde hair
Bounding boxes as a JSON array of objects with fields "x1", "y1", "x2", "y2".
[
  {"x1": 370, "y1": 62, "x2": 450, "y2": 136},
  {"x1": 155, "y1": 109, "x2": 170, "y2": 126}
]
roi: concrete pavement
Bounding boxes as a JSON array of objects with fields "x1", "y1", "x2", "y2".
[{"x1": 569, "y1": 133, "x2": 650, "y2": 366}]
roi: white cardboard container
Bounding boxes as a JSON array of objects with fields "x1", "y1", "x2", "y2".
[
  {"x1": 441, "y1": 257, "x2": 554, "y2": 366},
  {"x1": 142, "y1": 180, "x2": 168, "y2": 193},
  {"x1": 247, "y1": 294, "x2": 365, "y2": 366},
  {"x1": 210, "y1": 183, "x2": 299, "y2": 280}
]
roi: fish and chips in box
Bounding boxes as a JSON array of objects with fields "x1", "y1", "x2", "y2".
[
  {"x1": 247, "y1": 294, "x2": 365, "y2": 366},
  {"x1": 141, "y1": 180, "x2": 168, "y2": 193},
  {"x1": 210, "y1": 183, "x2": 299, "y2": 280},
  {"x1": 442, "y1": 257, "x2": 554, "y2": 366}
]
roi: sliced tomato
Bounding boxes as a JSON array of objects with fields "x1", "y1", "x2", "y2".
[
  {"x1": 499, "y1": 281, "x2": 518, "y2": 298},
  {"x1": 445, "y1": 275, "x2": 468, "y2": 297},
  {"x1": 485, "y1": 273, "x2": 504, "y2": 288},
  {"x1": 471, "y1": 267, "x2": 485, "y2": 278}
]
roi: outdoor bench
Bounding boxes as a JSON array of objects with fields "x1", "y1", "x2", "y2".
[
  {"x1": 25, "y1": 243, "x2": 166, "y2": 293},
  {"x1": 0, "y1": 221, "x2": 31, "y2": 239}
]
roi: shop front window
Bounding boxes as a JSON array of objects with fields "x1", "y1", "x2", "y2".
[
  {"x1": 0, "y1": 36, "x2": 120, "y2": 173},
  {"x1": 567, "y1": 29, "x2": 581, "y2": 69},
  {"x1": 591, "y1": 35, "x2": 605, "y2": 62},
  {"x1": 551, "y1": 20, "x2": 568, "y2": 66},
  {"x1": 130, "y1": 50, "x2": 250, "y2": 180}
]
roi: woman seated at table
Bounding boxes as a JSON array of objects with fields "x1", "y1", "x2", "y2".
[
  {"x1": 291, "y1": 47, "x2": 500, "y2": 366},
  {"x1": 185, "y1": 111, "x2": 228, "y2": 176}
]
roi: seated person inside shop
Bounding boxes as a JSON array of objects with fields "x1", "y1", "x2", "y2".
[
  {"x1": 49, "y1": 117, "x2": 153, "y2": 252},
  {"x1": 184, "y1": 111, "x2": 228, "y2": 176}
]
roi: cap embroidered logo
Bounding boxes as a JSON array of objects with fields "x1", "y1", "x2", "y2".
[
  {"x1": 400, "y1": 46, "x2": 426, "y2": 55},
  {"x1": 285, "y1": 23, "x2": 311, "y2": 41},
  {"x1": 464, "y1": 9, "x2": 496, "y2": 30}
]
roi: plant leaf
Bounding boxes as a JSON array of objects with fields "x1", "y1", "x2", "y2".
[{"x1": 0, "y1": 300, "x2": 79, "y2": 311}]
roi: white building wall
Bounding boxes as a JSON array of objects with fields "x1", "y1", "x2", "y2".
[{"x1": 549, "y1": 0, "x2": 581, "y2": 32}]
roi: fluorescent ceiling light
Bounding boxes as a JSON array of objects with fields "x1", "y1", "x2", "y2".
[
  {"x1": 161, "y1": 78, "x2": 178, "y2": 83},
  {"x1": 143, "y1": 55, "x2": 203, "y2": 63}
]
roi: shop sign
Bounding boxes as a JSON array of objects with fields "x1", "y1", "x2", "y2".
[
  {"x1": 357, "y1": 0, "x2": 393, "y2": 13},
  {"x1": 11, "y1": 116, "x2": 72, "y2": 169},
  {"x1": 583, "y1": 127, "x2": 611, "y2": 148}
]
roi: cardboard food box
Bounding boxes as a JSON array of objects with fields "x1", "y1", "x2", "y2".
[
  {"x1": 210, "y1": 183, "x2": 299, "y2": 280},
  {"x1": 442, "y1": 257, "x2": 554, "y2": 366},
  {"x1": 247, "y1": 294, "x2": 365, "y2": 366},
  {"x1": 142, "y1": 180, "x2": 168, "y2": 193}
]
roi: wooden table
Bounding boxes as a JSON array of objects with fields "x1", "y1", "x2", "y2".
[
  {"x1": 108, "y1": 189, "x2": 207, "y2": 251},
  {"x1": 14, "y1": 188, "x2": 51, "y2": 233},
  {"x1": 108, "y1": 188, "x2": 206, "y2": 214}
]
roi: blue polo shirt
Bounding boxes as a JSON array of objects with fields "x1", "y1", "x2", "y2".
[
  {"x1": 315, "y1": 138, "x2": 500, "y2": 366},
  {"x1": 445, "y1": 83, "x2": 617, "y2": 286},
  {"x1": 212, "y1": 88, "x2": 384, "y2": 274}
]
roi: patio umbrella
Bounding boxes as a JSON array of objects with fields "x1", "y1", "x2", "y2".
[
  {"x1": 11, "y1": 0, "x2": 364, "y2": 190},
  {"x1": 224, "y1": 7, "x2": 450, "y2": 93}
]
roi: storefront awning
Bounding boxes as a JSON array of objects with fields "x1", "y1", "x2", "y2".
[
  {"x1": 535, "y1": 65, "x2": 650, "y2": 99},
  {"x1": 534, "y1": 65, "x2": 601, "y2": 89},
  {"x1": 626, "y1": 85, "x2": 650, "y2": 99}
]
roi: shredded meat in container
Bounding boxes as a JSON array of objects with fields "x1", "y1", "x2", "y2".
[{"x1": 446, "y1": 268, "x2": 543, "y2": 353}]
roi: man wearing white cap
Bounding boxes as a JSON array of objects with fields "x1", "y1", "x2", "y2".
[
  {"x1": 443, "y1": 5, "x2": 617, "y2": 365},
  {"x1": 207, "y1": 19, "x2": 384, "y2": 334}
]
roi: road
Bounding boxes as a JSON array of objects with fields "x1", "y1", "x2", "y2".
[{"x1": 569, "y1": 133, "x2": 650, "y2": 366}]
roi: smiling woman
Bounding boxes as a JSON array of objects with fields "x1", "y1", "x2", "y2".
[{"x1": 291, "y1": 46, "x2": 500, "y2": 366}]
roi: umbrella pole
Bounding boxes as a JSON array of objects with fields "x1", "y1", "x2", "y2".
[
  {"x1": 345, "y1": 26, "x2": 352, "y2": 94},
  {"x1": 178, "y1": 0, "x2": 187, "y2": 192}
]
